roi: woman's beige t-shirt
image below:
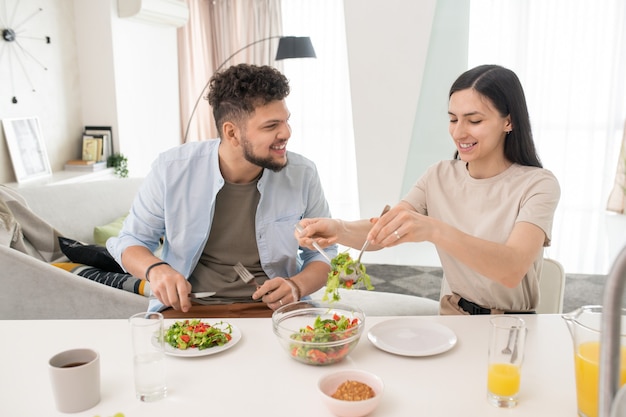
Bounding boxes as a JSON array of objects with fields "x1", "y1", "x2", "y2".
[{"x1": 402, "y1": 160, "x2": 560, "y2": 311}]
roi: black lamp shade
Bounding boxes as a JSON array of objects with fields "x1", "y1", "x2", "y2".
[{"x1": 275, "y1": 36, "x2": 316, "y2": 60}]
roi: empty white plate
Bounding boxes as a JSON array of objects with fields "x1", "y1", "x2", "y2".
[{"x1": 367, "y1": 318, "x2": 457, "y2": 356}]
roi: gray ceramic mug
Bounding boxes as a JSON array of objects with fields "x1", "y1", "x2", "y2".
[{"x1": 48, "y1": 348, "x2": 100, "y2": 413}]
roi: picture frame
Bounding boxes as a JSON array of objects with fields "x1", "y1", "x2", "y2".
[{"x1": 2, "y1": 117, "x2": 52, "y2": 183}]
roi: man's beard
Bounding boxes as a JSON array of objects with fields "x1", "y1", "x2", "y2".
[{"x1": 241, "y1": 134, "x2": 288, "y2": 172}]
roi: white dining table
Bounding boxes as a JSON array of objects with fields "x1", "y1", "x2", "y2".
[{"x1": 0, "y1": 314, "x2": 578, "y2": 417}]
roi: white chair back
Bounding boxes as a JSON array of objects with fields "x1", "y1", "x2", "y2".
[
  {"x1": 438, "y1": 259, "x2": 566, "y2": 314},
  {"x1": 537, "y1": 258, "x2": 566, "y2": 314}
]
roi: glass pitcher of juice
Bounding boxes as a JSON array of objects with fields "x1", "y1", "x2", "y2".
[{"x1": 563, "y1": 305, "x2": 626, "y2": 417}]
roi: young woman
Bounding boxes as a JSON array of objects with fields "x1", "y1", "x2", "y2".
[{"x1": 296, "y1": 65, "x2": 560, "y2": 315}]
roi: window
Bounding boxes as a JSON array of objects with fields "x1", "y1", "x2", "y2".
[
  {"x1": 280, "y1": 0, "x2": 359, "y2": 220},
  {"x1": 469, "y1": 0, "x2": 626, "y2": 271}
]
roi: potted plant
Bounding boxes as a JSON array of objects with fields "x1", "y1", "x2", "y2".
[{"x1": 107, "y1": 153, "x2": 128, "y2": 178}]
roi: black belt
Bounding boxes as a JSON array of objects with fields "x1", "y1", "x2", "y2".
[
  {"x1": 457, "y1": 297, "x2": 536, "y2": 315},
  {"x1": 458, "y1": 297, "x2": 491, "y2": 315}
]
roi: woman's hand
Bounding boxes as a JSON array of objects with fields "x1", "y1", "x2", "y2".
[
  {"x1": 367, "y1": 202, "x2": 430, "y2": 247},
  {"x1": 295, "y1": 218, "x2": 341, "y2": 249}
]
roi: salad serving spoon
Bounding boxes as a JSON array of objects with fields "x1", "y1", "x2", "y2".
[{"x1": 355, "y1": 205, "x2": 391, "y2": 265}]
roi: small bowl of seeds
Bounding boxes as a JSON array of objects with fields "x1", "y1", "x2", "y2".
[{"x1": 317, "y1": 369, "x2": 384, "y2": 417}]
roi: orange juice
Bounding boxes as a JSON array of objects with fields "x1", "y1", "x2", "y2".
[
  {"x1": 575, "y1": 341, "x2": 626, "y2": 417},
  {"x1": 488, "y1": 363, "x2": 521, "y2": 396}
]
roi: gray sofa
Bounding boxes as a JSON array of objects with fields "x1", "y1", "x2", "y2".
[
  {"x1": 0, "y1": 178, "x2": 149, "y2": 319},
  {"x1": 1, "y1": 178, "x2": 439, "y2": 320}
]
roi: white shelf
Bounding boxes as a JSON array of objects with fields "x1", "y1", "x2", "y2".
[{"x1": 4, "y1": 168, "x2": 116, "y2": 189}]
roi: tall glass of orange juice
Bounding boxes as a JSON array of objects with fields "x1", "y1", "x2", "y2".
[{"x1": 487, "y1": 316, "x2": 526, "y2": 408}]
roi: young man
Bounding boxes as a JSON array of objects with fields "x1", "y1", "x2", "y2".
[{"x1": 108, "y1": 64, "x2": 335, "y2": 317}]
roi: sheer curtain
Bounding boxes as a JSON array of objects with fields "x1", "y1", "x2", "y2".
[
  {"x1": 280, "y1": 0, "x2": 359, "y2": 220},
  {"x1": 178, "y1": 0, "x2": 283, "y2": 142},
  {"x1": 607, "y1": 121, "x2": 626, "y2": 213},
  {"x1": 468, "y1": 0, "x2": 626, "y2": 272}
]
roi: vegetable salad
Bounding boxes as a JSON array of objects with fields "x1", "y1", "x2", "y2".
[
  {"x1": 165, "y1": 319, "x2": 232, "y2": 350},
  {"x1": 323, "y1": 252, "x2": 374, "y2": 302},
  {"x1": 289, "y1": 313, "x2": 361, "y2": 365}
]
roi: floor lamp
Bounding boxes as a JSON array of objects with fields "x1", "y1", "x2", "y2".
[{"x1": 183, "y1": 36, "x2": 316, "y2": 142}]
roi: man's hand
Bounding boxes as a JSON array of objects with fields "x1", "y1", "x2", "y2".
[
  {"x1": 148, "y1": 264, "x2": 192, "y2": 312},
  {"x1": 252, "y1": 277, "x2": 297, "y2": 310}
]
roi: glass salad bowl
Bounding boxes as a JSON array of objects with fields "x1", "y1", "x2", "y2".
[{"x1": 271, "y1": 300, "x2": 365, "y2": 366}]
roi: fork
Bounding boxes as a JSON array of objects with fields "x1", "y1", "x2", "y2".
[{"x1": 233, "y1": 262, "x2": 261, "y2": 289}]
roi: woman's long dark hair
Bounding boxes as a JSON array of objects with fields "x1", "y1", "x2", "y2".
[{"x1": 450, "y1": 65, "x2": 542, "y2": 168}]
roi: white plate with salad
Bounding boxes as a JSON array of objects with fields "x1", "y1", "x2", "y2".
[
  {"x1": 367, "y1": 318, "x2": 457, "y2": 357},
  {"x1": 162, "y1": 319, "x2": 242, "y2": 357}
]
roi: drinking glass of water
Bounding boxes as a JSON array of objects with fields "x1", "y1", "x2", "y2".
[{"x1": 129, "y1": 312, "x2": 167, "y2": 402}]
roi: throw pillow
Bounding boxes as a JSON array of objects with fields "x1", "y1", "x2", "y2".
[
  {"x1": 93, "y1": 214, "x2": 127, "y2": 246},
  {"x1": 52, "y1": 262, "x2": 150, "y2": 297},
  {"x1": 58, "y1": 237, "x2": 125, "y2": 273}
]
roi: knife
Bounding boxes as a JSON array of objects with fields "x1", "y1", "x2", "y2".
[{"x1": 189, "y1": 292, "x2": 216, "y2": 299}]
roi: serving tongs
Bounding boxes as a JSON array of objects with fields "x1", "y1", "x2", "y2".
[{"x1": 294, "y1": 223, "x2": 332, "y2": 263}]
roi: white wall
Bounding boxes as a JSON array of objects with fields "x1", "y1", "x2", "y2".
[
  {"x1": 401, "y1": 0, "x2": 470, "y2": 196},
  {"x1": 72, "y1": 0, "x2": 118, "y2": 153},
  {"x1": 110, "y1": 5, "x2": 183, "y2": 176},
  {"x1": 343, "y1": 0, "x2": 436, "y2": 219},
  {"x1": 72, "y1": 0, "x2": 183, "y2": 177},
  {"x1": 0, "y1": 0, "x2": 83, "y2": 181},
  {"x1": 0, "y1": 0, "x2": 182, "y2": 183}
]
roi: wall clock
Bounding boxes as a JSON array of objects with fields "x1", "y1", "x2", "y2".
[{"x1": 0, "y1": 1, "x2": 50, "y2": 104}]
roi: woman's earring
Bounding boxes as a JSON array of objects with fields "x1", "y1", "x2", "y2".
[{"x1": 506, "y1": 130, "x2": 511, "y2": 135}]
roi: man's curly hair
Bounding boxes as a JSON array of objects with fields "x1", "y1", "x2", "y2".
[{"x1": 207, "y1": 64, "x2": 290, "y2": 137}]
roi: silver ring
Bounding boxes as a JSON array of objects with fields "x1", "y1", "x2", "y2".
[
  {"x1": 394, "y1": 230, "x2": 401, "y2": 240},
  {"x1": 279, "y1": 299, "x2": 283, "y2": 306}
]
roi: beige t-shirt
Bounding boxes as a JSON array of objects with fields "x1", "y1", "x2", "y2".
[
  {"x1": 402, "y1": 160, "x2": 560, "y2": 311},
  {"x1": 188, "y1": 179, "x2": 267, "y2": 303}
]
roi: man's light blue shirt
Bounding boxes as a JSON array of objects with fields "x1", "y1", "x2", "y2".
[{"x1": 107, "y1": 139, "x2": 336, "y2": 312}]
